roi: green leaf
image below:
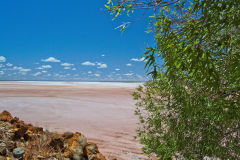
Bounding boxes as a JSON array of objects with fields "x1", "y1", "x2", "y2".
[{"x1": 104, "y1": 5, "x2": 111, "y2": 10}]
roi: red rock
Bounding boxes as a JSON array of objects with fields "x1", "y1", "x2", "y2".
[
  {"x1": 28, "y1": 126, "x2": 43, "y2": 133},
  {"x1": 0, "y1": 111, "x2": 106, "y2": 159},
  {"x1": 84, "y1": 142, "x2": 106, "y2": 160},
  {"x1": 88, "y1": 153, "x2": 106, "y2": 160},
  {"x1": 0, "y1": 111, "x2": 13, "y2": 122},
  {"x1": 63, "y1": 133, "x2": 86, "y2": 158},
  {"x1": 23, "y1": 130, "x2": 34, "y2": 141},
  {"x1": 62, "y1": 132, "x2": 74, "y2": 139},
  {"x1": 68, "y1": 141, "x2": 83, "y2": 157},
  {"x1": 96, "y1": 153, "x2": 106, "y2": 160},
  {"x1": 10, "y1": 117, "x2": 19, "y2": 124},
  {"x1": 85, "y1": 142, "x2": 99, "y2": 155},
  {"x1": 13, "y1": 124, "x2": 28, "y2": 141}
]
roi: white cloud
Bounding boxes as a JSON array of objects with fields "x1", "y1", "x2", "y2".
[
  {"x1": 82, "y1": 61, "x2": 95, "y2": 66},
  {"x1": 13, "y1": 66, "x2": 31, "y2": 72},
  {"x1": 72, "y1": 68, "x2": 76, "y2": 71},
  {"x1": 20, "y1": 68, "x2": 31, "y2": 72},
  {"x1": 47, "y1": 74, "x2": 51, "y2": 76},
  {"x1": 115, "y1": 68, "x2": 120, "y2": 71},
  {"x1": 101, "y1": 54, "x2": 105, "y2": 57},
  {"x1": 61, "y1": 63, "x2": 74, "y2": 67},
  {"x1": 0, "y1": 56, "x2": 6, "y2": 62},
  {"x1": 33, "y1": 72, "x2": 41, "y2": 76},
  {"x1": 0, "y1": 64, "x2": 4, "y2": 68},
  {"x1": 42, "y1": 71, "x2": 47, "y2": 73},
  {"x1": 43, "y1": 65, "x2": 52, "y2": 69},
  {"x1": 0, "y1": 71, "x2": 4, "y2": 75},
  {"x1": 82, "y1": 61, "x2": 107, "y2": 69},
  {"x1": 97, "y1": 63, "x2": 107, "y2": 69},
  {"x1": 13, "y1": 66, "x2": 20, "y2": 70},
  {"x1": 41, "y1": 57, "x2": 60, "y2": 63},
  {"x1": 55, "y1": 74, "x2": 65, "y2": 78},
  {"x1": 94, "y1": 74, "x2": 100, "y2": 77},
  {"x1": 36, "y1": 65, "x2": 52, "y2": 70},
  {"x1": 42, "y1": 65, "x2": 52, "y2": 69},
  {"x1": 126, "y1": 63, "x2": 132, "y2": 67},
  {"x1": 88, "y1": 71, "x2": 92, "y2": 74},
  {"x1": 130, "y1": 57, "x2": 145, "y2": 62},
  {"x1": 124, "y1": 73, "x2": 133, "y2": 76},
  {"x1": 6, "y1": 63, "x2": 13, "y2": 67},
  {"x1": 64, "y1": 67, "x2": 71, "y2": 70}
]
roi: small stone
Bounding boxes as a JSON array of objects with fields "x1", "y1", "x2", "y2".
[
  {"x1": 6, "y1": 141, "x2": 16, "y2": 151},
  {"x1": 73, "y1": 154, "x2": 82, "y2": 160},
  {"x1": 37, "y1": 155, "x2": 45, "y2": 159},
  {"x1": 63, "y1": 132, "x2": 74, "y2": 139},
  {"x1": 0, "y1": 143, "x2": 7, "y2": 156},
  {"x1": 71, "y1": 144, "x2": 83, "y2": 156},
  {"x1": 13, "y1": 147, "x2": 25, "y2": 158},
  {"x1": 88, "y1": 154, "x2": 99, "y2": 160},
  {"x1": 78, "y1": 137, "x2": 87, "y2": 148},
  {"x1": 87, "y1": 154, "x2": 105, "y2": 160},
  {"x1": 86, "y1": 143, "x2": 99, "y2": 155}
]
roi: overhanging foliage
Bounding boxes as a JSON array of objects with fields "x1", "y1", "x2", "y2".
[{"x1": 106, "y1": 0, "x2": 240, "y2": 159}]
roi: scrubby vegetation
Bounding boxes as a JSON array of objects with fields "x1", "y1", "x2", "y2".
[{"x1": 106, "y1": 0, "x2": 240, "y2": 159}]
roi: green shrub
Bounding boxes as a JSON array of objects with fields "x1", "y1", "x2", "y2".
[{"x1": 106, "y1": 0, "x2": 240, "y2": 159}]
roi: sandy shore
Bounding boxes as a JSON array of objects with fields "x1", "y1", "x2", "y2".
[{"x1": 0, "y1": 81, "x2": 146, "y2": 160}]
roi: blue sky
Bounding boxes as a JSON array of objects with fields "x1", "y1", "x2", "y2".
[{"x1": 0, "y1": 0, "x2": 153, "y2": 81}]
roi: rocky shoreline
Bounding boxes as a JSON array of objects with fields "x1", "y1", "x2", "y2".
[{"x1": 0, "y1": 110, "x2": 106, "y2": 160}]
